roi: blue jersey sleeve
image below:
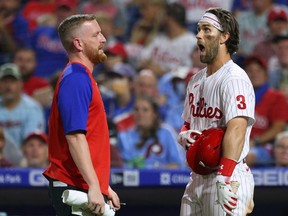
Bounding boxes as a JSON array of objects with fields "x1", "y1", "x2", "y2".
[{"x1": 58, "y1": 70, "x2": 92, "y2": 134}]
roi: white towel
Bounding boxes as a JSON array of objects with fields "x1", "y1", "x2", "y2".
[{"x1": 62, "y1": 189, "x2": 115, "y2": 216}]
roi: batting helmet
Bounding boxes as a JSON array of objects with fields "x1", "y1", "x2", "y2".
[{"x1": 186, "y1": 127, "x2": 225, "y2": 175}]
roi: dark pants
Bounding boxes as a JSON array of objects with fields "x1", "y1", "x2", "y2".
[{"x1": 47, "y1": 178, "x2": 88, "y2": 216}]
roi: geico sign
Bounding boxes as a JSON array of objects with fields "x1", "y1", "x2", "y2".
[
  {"x1": 252, "y1": 169, "x2": 288, "y2": 186},
  {"x1": 29, "y1": 170, "x2": 48, "y2": 186}
]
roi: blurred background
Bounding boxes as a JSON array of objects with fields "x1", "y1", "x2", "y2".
[{"x1": 1, "y1": 0, "x2": 288, "y2": 215}]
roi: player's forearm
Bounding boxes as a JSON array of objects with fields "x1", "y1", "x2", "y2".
[
  {"x1": 222, "y1": 117, "x2": 248, "y2": 161},
  {"x1": 66, "y1": 133, "x2": 101, "y2": 188},
  {"x1": 216, "y1": 117, "x2": 248, "y2": 178}
]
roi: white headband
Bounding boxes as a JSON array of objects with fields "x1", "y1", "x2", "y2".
[{"x1": 199, "y1": 12, "x2": 223, "y2": 31}]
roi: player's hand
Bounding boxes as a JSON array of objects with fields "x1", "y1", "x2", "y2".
[
  {"x1": 108, "y1": 186, "x2": 121, "y2": 210},
  {"x1": 86, "y1": 185, "x2": 106, "y2": 215},
  {"x1": 216, "y1": 176, "x2": 238, "y2": 216},
  {"x1": 178, "y1": 129, "x2": 202, "y2": 150}
]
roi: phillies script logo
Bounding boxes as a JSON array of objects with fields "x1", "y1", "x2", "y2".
[{"x1": 189, "y1": 93, "x2": 223, "y2": 119}]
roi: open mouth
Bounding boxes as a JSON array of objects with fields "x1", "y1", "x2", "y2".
[{"x1": 198, "y1": 43, "x2": 205, "y2": 53}]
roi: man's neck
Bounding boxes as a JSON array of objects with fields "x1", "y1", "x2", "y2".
[
  {"x1": 207, "y1": 54, "x2": 231, "y2": 76},
  {"x1": 69, "y1": 54, "x2": 94, "y2": 73}
]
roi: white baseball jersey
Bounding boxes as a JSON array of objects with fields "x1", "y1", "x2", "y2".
[
  {"x1": 180, "y1": 60, "x2": 255, "y2": 216},
  {"x1": 182, "y1": 59, "x2": 255, "y2": 161}
]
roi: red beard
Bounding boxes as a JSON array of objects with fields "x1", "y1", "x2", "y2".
[{"x1": 86, "y1": 46, "x2": 107, "y2": 65}]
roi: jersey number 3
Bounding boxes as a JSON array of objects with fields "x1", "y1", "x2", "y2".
[{"x1": 236, "y1": 95, "x2": 246, "y2": 110}]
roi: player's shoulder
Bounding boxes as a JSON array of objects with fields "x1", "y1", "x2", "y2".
[
  {"x1": 61, "y1": 63, "x2": 91, "y2": 83},
  {"x1": 220, "y1": 61, "x2": 253, "y2": 89},
  {"x1": 224, "y1": 60, "x2": 250, "y2": 79}
]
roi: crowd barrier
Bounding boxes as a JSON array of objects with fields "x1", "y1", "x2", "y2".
[{"x1": 1, "y1": 167, "x2": 288, "y2": 187}]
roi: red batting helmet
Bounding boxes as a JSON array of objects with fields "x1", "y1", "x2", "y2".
[{"x1": 186, "y1": 127, "x2": 225, "y2": 175}]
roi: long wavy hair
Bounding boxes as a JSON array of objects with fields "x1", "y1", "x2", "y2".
[{"x1": 135, "y1": 96, "x2": 161, "y2": 149}]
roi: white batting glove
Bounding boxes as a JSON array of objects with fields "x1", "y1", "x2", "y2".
[
  {"x1": 177, "y1": 129, "x2": 202, "y2": 150},
  {"x1": 216, "y1": 176, "x2": 238, "y2": 216}
]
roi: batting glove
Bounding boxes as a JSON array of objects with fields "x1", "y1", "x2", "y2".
[
  {"x1": 178, "y1": 129, "x2": 202, "y2": 150},
  {"x1": 216, "y1": 175, "x2": 238, "y2": 216}
]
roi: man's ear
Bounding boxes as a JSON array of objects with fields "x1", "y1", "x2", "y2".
[
  {"x1": 220, "y1": 32, "x2": 230, "y2": 45},
  {"x1": 72, "y1": 38, "x2": 83, "y2": 51}
]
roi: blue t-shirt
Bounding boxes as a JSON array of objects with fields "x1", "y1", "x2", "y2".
[
  {"x1": 117, "y1": 123, "x2": 186, "y2": 169},
  {"x1": 0, "y1": 94, "x2": 45, "y2": 146}
]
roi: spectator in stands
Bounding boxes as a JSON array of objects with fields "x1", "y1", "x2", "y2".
[
  {"x1": 129, "y1": 0, "x2": 166, "y2": 47},
  {"x1": 0, "y1": 63, "x2": 45, "y2": 149},
  {"x1": 236, "y1": 0, "x2": 273, "y2": 57},
  {"x1": 95, "y1": 12, "x2": 119, "y2": 47},
  {"x1": 20, "y1": 131, "x2": 48, "y2": 168},
  {"x1": 189, "y1": 46, "x2": 206, "y2": 74},
  {"x1": 138, "y1": 2, "x2": 197, "y2": 76},
  {"x1": 159, "y1": 67, "x2": 190, "y2": 133},
  {"x1": 105, "y1": 63, "x2": 136, "y2": 132},
  {"x1": 167, "y1": 0, "x2": 233, "y2": 33},
  {"x1": 98, "y1": 42, "x2": 131, "y2": 119},
  {"x1": 13, "y1": 47, "x2": 52, "y2": 107},
  {"x1": 0, "y1": 0, "x2": 30, "y2": 64},
  {"x1": 126, "y1": 0, "x2": 167, "y2": 68},
  {"x1": 232, "y1": 0, "x2": 288, "y2": 17},
  {"x1": 80, "y1": 0, "x2": 127, "y2": 40},
  {"x1": 116, "y1": 96, "x2": 185, "y2": 169},
  {"x1": 158, "y1": 47, "x2": 204, "y2": 132},
  {"x1": 0, "y1": 127, "x2": 13, "y2": 167},
  {"x1": 231, "y1": 0, "x2": 252, "y2": 17},
  {"x1": 268, "y1": 34, "x2": 288, "y2": 100},
  {"x1": 273, "y1": 131, "x2": 288, "y2": 167},
  {"x1": 252, "y1": 7, "x2": 288, "y2": 62},
  {"x1": 30, "y1": 0, "x2": 77, "y2": 79},
  {"x1": 244, "y1": 55, "x2": 288, "y2": 166},
  {"x1": 21, "y1": 0, "x2": 57, "y2": 32},
  {"x1": 39, "y1": 70, "x2": 61, "y2": 133},
  {"x1": 135, "y1": 69, "x2": 159, "y2": 98},
  {"x1": 104, "y1": 42, "x2": 129, "y2": 73},
  {"x1": 92, "y1": 12, "x2": 125, "y2": 78},
  {"x1": 108, "y1": 120, "x2": 123, "y2": 168},
  {"x1": 134, "y1": 68, "x2": 166, "y2": 119}
]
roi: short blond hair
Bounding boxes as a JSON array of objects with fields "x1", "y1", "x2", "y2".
[{"x1": 58, "y1": 14, "x2": 98, "y2": 51}]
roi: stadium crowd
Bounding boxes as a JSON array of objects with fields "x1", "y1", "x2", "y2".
[{"x1": 1, "y1": 0, "x2": 288, "y2": 169}]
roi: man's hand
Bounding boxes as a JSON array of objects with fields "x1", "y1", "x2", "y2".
[
  {"x1": 216, "y1": 176, "x2": 238, "y2": 216},
  {"x1": 108, "y1": 186, "x2": 121, "y2": 210},
  {"x1": 178, "y1": 129, "x2": 202, "y2": 150},
  {"x1": 87, "y1": 185, "x2": 105, "y2": 215}
]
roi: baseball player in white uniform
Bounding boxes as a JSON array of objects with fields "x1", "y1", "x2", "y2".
[{"x1": 178, "y1": 8, "x2": 255, "y2": 216}]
